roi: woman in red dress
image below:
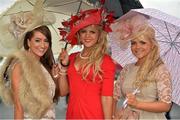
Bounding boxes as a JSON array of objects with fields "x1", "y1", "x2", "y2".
[{"x1": 57, "y1": 8, "x2": 116, "y2": 119}]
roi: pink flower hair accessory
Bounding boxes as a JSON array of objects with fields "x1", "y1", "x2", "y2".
[{"x1": 111, "y1": 14, "x2": 148, "y2": 50}]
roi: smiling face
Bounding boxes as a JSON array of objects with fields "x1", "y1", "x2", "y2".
[
  {"x1": 131, "y1": 35, "x2": 153, "y2": 62},
  {"x1": 28, "y1": 31, "x2": 49, "y2": 59},
  {"x1": 78, "y1": 24, "x2": 100, "y2": 48}
]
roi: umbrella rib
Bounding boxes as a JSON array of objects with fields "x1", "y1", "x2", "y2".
[
  {"x1": 151, "y1": 24, "x2": 171, "y2": 42},
  {"x1": 46, "y1": 10, "x2": 70, "y2": 16},
  {"x1": 162, "y1": 47, "x2": 172, "y2": 57},
  {"x1": 174, "y1": 45, "x2": 180, "y2": 55},
  {"x1": 46, "y1": 0, "x2": 92, "y2": 8},
  {"x1": 175, "y1": 43, "x2": 180, "y2": 48},
  {"x1": 4, "y1": 11, "x2": 30, "y2": 16},
  {"x1": 158, "y1": 40, "x2": 173, "y2": 43},
  {"x1": 77, "y1": 0, "x2": 83, "y2": 14},
  {"x1": 43, "y1": 0, "x2": 47, "y2": 5},
  {"x1": 170, "y1": 31, "x2": 180, "y2": 55},
  {"x1": 173, "y1": 31, "x2": 180, "y2": 42},
  {"x1": 26, "y1": 0, "x2": 35, "y2": 6},
  {"x1": 158, "y1": 40, "x2": 180, "y2": 44},
  {"x1": 175, "y1": 42, "x2": 180, "y2": 47},
  {"x1": 46, "y1": 0, "x2": 80, "y2": 7},
  {"x1": 164, "y1": 21, "x2": 173, "y2": 42}
]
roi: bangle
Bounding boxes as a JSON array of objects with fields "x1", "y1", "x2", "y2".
[
  {"x1": 53, "y1": 74, "x2": 59, "y2": 79},
  {"x1": 59, "y1": 72, "x2": 67, "y2": 75},
  {"x1": 58, "y1": 63, "x2": 67, "y2": 72},
  {"x1": 60, "y1": 61, "x2": 70, "y2": 67},
  {"x1": 60, "y1": 68, "x2": 67, "y2": 73},
  {"x1": 59, "y1": 65, "x2": 67, "y2": 73}
]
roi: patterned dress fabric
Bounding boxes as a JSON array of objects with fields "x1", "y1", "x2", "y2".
[{"x1": 114, "y1": 63, "x2": 172, "y2": 119}]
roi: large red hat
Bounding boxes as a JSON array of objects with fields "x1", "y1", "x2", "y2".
[{"x1": 59, "y1": 8, "x2": 114, "y2": 45}]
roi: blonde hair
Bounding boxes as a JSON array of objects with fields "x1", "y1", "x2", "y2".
[
  {"x1": 77, "y1": 25, "x2": 108, "y2": 81},
  {"x1": 131, "y1": 25, "x2": 164, "y2": 88}
]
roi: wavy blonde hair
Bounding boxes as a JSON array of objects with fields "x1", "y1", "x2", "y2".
[
  {"x1": 131, "y1": 25, "x2": 164, "y2": 88},
  {"x1": 77, "y1": 25, "x2": 108, "y2": 81}
]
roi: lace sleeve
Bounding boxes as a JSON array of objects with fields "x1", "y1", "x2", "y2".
[
  {"x1": 156, "y1": 64, "x2": 172, "y2": 104},
  {"x1": 113, "y1": 65, "x2": 128, "y2": 101}
]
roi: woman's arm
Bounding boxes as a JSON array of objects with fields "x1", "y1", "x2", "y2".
[
  {"x1": 11, "y1": 63, "x2": 24, "y2": 119},
  {"x1": 127, "y1": 93, "x2": 171, "y2": 112},
  {"x1": 57, "y1": 66, "x2": 69, "y2": 96},
  {"x1": 57, "y1": 49, "x2": 70, "y2": 96},
  {"x1": 101, "y1": 96, "x2": 113, "y2": 119},
  {"x1": 101, "y1": 56, "x2": 116, "y2": 119},
  {"x1": 112, "y1": 98, "x2": 118, "y2": 119},
  {"x1": 136, "y1": 101, "x2": 171, "y2": 112}
]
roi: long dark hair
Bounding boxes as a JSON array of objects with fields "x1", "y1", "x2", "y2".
[{"x1": 23, "y1": 25, "x2": 59, "y2": 103}]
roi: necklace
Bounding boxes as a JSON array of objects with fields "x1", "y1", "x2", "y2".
[{"x1": 79, "y1": 52, "x2": 89, "y2": 59}]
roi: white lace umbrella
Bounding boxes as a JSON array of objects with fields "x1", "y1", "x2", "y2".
[
  {"x1": 0, "y1": 0, "x2": 95, "y2": 56},
  {"x1": 109, "y1": 8, "x2": 180, "y2": 105}
]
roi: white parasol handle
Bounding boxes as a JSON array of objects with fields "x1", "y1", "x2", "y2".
[{"x1": 122, "y1": 88, "x2": 140, "y2": 108}]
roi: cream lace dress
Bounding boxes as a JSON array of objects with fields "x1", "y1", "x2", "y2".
[
  {"x1": 114, "y1": 63, "x2": 172, "y2": 119},
  {"x1": 24, "y1": 65, "x2": 56, "y2": 120}
]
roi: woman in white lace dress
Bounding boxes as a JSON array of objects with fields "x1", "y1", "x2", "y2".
[
  {"x1": 0, "y1": 25, "x2": 59, "y2": 119},
  {"x1": 113, "y1": 25, "x2": 172, "y2": 119}
]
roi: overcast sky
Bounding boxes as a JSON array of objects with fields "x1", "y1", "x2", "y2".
[
  {"x1": 139, "y1": 0, "x2": 180, "y2": 18},
  {"x1": 0, "y1": 0, "x2": 15, "y2": 13},
  {"x1": 0, "y1": 0, "x2": 180, "y2": 18}
]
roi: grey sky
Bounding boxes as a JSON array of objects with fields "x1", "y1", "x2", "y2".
[
  {"x1": 0, "y1": 0, "x2": 15, "y2": 13},
  {"x1": 139, "y1": 0, "x2": 180, "y2": 18}
]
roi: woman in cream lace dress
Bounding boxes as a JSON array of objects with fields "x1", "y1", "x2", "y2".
[{"x1": 113, "y1": 25, "x2": 172, "y2": 119}]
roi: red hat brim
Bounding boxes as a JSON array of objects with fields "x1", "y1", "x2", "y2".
[{"x1": 66, "y1": 9, "x2": 102, "y2": 45}]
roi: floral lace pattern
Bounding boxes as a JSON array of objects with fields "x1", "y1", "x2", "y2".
[
  {"x1": 113, "y1": 63, "x2": 172, "y2": 103},
  {"x1": 155, "y1": 65, "x2": 172, "y2": 103},
  {"x1": 113, "y1": 64, "x2": 128, "y2": 100}
]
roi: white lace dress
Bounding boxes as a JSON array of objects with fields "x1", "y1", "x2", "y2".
[{"x1": 24, "y1": 65, "x2": 56, "y2": 120}]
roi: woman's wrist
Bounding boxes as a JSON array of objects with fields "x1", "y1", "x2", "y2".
[
  {"x1": 57, "y1": 63, "x2": 67, "y2": 76},
  {"x1": 57, "y1": 63, "x2": 67, "y2": 71},
  {"x1": 60, "y1": 61, "x2": 70, "y2": 67},
  {"x1": 134, "y1": 101, "x2": 140, "y2": 109},
  {"x1": 60, "y1": 67, "x2": 67, "y2": 72},
  {"x1": 59, "y1": 71, "x2": 67, "y2": 75}
]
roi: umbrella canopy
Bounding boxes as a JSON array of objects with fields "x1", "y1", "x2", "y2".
[
  {"x1": 43, "y1": 0, "x2": 94, "y2": 16},
  {"x1": 119, "y1": 0, "x2": 143, "y2": 14},
  {"x1": 109, "y1": 8, "x2": 180, "y2": 105},
  {"x1": 88, "y1": 0, "x2": 143, "y2": 18},
  {"x1": 0, "y1": 0, "x2": 95, "y2": 56}
]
